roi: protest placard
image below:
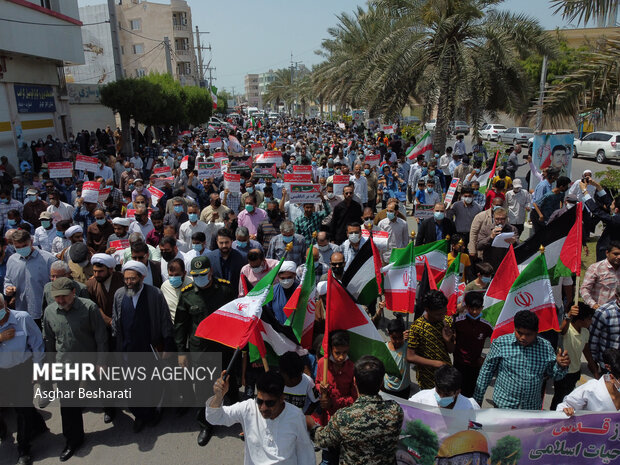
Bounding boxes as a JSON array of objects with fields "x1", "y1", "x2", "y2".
[
  {"x1": 293, "y1": 165, "x2": 313, "y2": 175},
  {"x1": 152, "y1": 176, "x2": 173, "y2": 188},
  {"x1": 332, "y1": 175, "x2": 350, "y2": 195},
  {"x1": 208, "y1": 138, "x2": 222, "y2": 150},
  {"x1": 253, "y1": 164, "x2": 276, "y2": 179},
  {"x1": 223, "y1": 172, "x2": 241, "y2": 193},
  {"x1": 251, "y1": 143, "x2": 265, "y2": 155},
  {"x1": 382, "y1": 124, "x2": 395, "y2": 134},
  {"x1": 197, "y1": 162, "x2": 221, "y2": 179},
  {"x1": 284, "y1": 173, "x2": 312, "y2": 191},
  {"x1": 444, "y1": 177, "x2": 459, "y2": 205},
  {"x1": 98, "y1": 187, "x2": 111, "y2": 204},
  {"x1": 289, "y1": 184, "x2": 321, "y2": 204},
  {"x1": 414, "y1": 204, "x2": 435, "y2": 220},
  {"x1": 81, "y1": 181, "x2": 100, "y2": 203},
  {"x1": 275, "y1": 138, "x2": 286, "y2": 147},
  {"x1": 153, "y1": 166, "x2": 171, "y2": 177},
  {"x1": 109, "y1": 239, "x2": 130, "y2": 251},
  {"x1": 48, "y1": 162, "x2": 72, "y2": 179},
  {"x1": 228, "y1": 157, "x2": 253, "y2": 173},
  {"x1": 364, "y1": 153, "x2": 381, "y2": 167},
  {"x1": 213, "y1": 151, "x2": 227, "y2": 160},
  {"x1": 75, "y1": 155, "x2": 98, "y2": 172},
  {"x1": 180, "y1": 156, "x2": 189, "y2": 170},
  {"x1": 256, "y1": 150, "x2": 282, "y2": 165}
]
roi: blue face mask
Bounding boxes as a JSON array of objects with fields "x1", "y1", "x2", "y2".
[
  {"x1": 192, "y1": 243, "x2": 203, "y2": 252},
  {"x1": 96, "y1": 218, "x2": 106, "y2": 226},
  {"x1": 434, "y1": 392, "x2": 456, "y2": 407},
  {"x1": 188, "y1": 213, "x2": 198, "y2": 222},
  {"x1": 7, "y1": 219, "x2": 16, "y2": 226},
  {"x1": 364, "y1": 169, "x2": 370, "y2": 176},
  {"x1": 174, "y1": 205, "x2": 184, "y2": 214},
  {"x1": 312, "y1": 161, "x2": 317, "y2": 167},
  {"x1": 387, "y1": 212, "x2": 396, "y2": 220},
  {"x1": 168, "y1": 275, "x2": 183, "y2": 288},
  {"x1": 245, "y1": 205, "x2": 254, "y2": 213},
  {"x1": 236, "y1": 240, "x2": 247, "y2": 248},
  {"x1": 246, "y1": 187, "x2": 254, "y2": 194},
  {"x1": 467, "y1": 312, "x2": 482, "y2": 320},
  {"x1": 56, "y1": 231, "x2": 64, "y2": 238},
  {"x1": 283, "y1": 235, "x2": 294, "y2": 243},
  {"x1": 0, "y1": 199, "x2": 8, "y2": 204},
  {"x1": 434, "y1": 212, "x2": 445, "y2": 221},
  {"x1": 16, "y1": 245, "x2": 31, "y2": 258},
  {"x1": 193, "y1": 274, "x2": 210, "y2": 287},
  {"x1": 481, "y1": 276, "x2": 492, "y2": 284}
]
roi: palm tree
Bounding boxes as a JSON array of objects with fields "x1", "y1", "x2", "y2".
[
  {"x1": 542, "y1": 1, "x2": 620, "y2": 123},
  {"x1": 263, "y1": 68, "x2": 295, "y2": 114},
  {"x1": 316, "y1": 0, "x2": 556, "y2": 152}
]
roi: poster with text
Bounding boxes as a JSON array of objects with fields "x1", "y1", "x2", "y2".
[
  {"x1": 153, "y1": 166, "x2": 171, "y2": 177},
  {"x1": 251, "y1": 143, "x2": 265, "y2": 156},
  {"x1": 365, "y1": 153, "x2": 381, "y2": 167},
  {"x1": 414, "y1": 204, "x2": 435, "y2": 220},
  {"x1": 284, "y1": 173, "x2": 312, "y2": 191},
  {"x1": 333, "y1": 174, "x2": 351, "y2": 195},
  {"x1": 198, "y1": 162, "x2": 221, "y2": 179},
  {"x1": 253, "y1": 164, "x2": 277, "y2": 179},
  {"x1": 256, "y1": 150, "x2": 282, "y2": 165},
  {"x1": 289, "y1": 184, "x2": 321, "y2": 204},
  {"x1": 208, "y1": 138, "x2": 222, "y2": 150},
  {"x1": 48, "y1": 162, "x2": 73, "y2": 179},
  {"x1": 75, "y1": 155, "x2": 98, "y2": 173},
  {"x1": 444, "y1": 178, "x2": 459, "y2": 205},
  {"x1": 224, "y1": 172, "x2": 241, "y2": 193},
  {"x1": 81, "y1": 181, "x2": 100, "y2": 203}
]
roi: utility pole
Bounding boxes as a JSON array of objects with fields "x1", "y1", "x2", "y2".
[
  {"x1": 194, "y1": 27, "x2": 210, "y2": 86},
  {"x1": 535, "y1": 55, "x2": 548, "y2": 133},
  {"x1": 231, "y1": 86, "x2": 236, "y2": 107},
  {"x1": 206, "y1": 66, "x2": 216, "y2": 88},
  {"x1": 107, "y1": 0, "x2": 123, "y2": 80},
  {"x1": 163, "y1": 36, "x2": 173, "y2": 76}
]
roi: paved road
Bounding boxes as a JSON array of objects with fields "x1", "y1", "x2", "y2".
[{"x1": 1, "y1": 137, "x2": 616, "y2": 465}]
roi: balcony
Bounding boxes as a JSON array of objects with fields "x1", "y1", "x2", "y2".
[
  {"x1": 173, "y1": 24, "x2": 189, "y2": 32},
  {"x1": 175, "y1": 49, "x2": 191, "y2": 56}
]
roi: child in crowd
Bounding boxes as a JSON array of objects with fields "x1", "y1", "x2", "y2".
[
  {"x1": 383, "y1": 317, "x2": 411, "y2": 399},
  {"x1": 280, "y1": 351, "x2": 319, "y2": 415},
  {"x1": 51, "y1": 219, "x2": 71, "y2": 255},
  {"x1": 447, "y1": 234, "x2": 471, "y2": 280},
  {"x1": 453, "y1": 292, "x2": 493, "y2": 397},
  {"x1": 464, "y1": 261, "x2": 494, "y2": 292},
  {"x1": 409, "y1": 365, "x2": 480, "y2": 410}
]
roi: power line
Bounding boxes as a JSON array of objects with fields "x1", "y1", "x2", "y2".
[
  {"x1": 118, "y1": 25, "x2": 162, "y2": 43},
  {"x1": 0, "y1": 18, "x2": 108, "y2": 26}
]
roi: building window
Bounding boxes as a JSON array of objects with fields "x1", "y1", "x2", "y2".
[
  {"x1": 133, "y1": 44, "x2": 144, "y2": 54},
  {"x1": 40, "y1": 0, "x2": 51, "y2": 8},
  {"x1": 136, "y1": 68, "x2": 146, "y2": 77},
  {"x1": 121, "y1": 46, "x2": 125, "y2": 55},
  {"x1": 130, "y1": 19, "x2": 141, "y2": 30},
  {"x1": 177, "y1": 62, "x2": 191, "y2": 76}
]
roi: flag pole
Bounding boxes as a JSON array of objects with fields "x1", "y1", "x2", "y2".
[{"x1": 223, "y1": 347, "x2": 242, "y2": 381}]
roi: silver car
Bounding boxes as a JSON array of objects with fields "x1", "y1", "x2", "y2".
[
  {"x1": 498, "y1": 127, "x2": 534, "y2": 145},
  {"x1": 574, "y1": 131, "x2": 620, "y2": 163},
  {"x1": 479, "y1": 124, "x2": 507, "y2": 141}
]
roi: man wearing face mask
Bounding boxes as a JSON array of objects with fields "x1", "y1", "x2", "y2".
[
  {"x1": 233, "y1": 226, "x2": 262, "y2": 256},
  {"x1": 267, "y1": 221, "x2": 306, "y2": 267},
  {"x1": 175, "y1": 255, "x2": 238, "y2": 446},
  {"x1": 446, "y1": 187, "x2": 482, "y2": 247},
  {"x1": 0, "y1": 189, "x2": 24, "y2": 233},
  {"x1": 238, "y1": 248, "x2": 279, "y2": 296},
  {"x1": 178, "y1": 203, "x2": 210, "y2": 253},
  {"x1": 314, "y1": 231, "x2": 341, "y2": 266},
  {"x1": 94, "y1": 157, "x2": 114, "y2": 182},
  {"x1": 46, "y1": 189, "x2": 74, "y2": 223},
  {"x1": 415, "y1": 203, "x2": 456, "y2": 247},
  {"x1": 238, "y1": 195, "x2": 267, "y2": 239},
  {"x1": 198, "y1": 192, "x2": 228, "y2": 224},
  {"x1": 159, "y1": 236, "x2": 185, "y2": 281},
  {"x1": 4, "y1": 230, "x2": 57, "y2": 327},
  {"x1": 22, "y1": 188, "x2": 47, "y2": 229},
  {"x1": 160, "y1": 258, "x2": 191, "y2": 322},
  {"x1": 86, "y1": 208, "x2": 113, "y2": 253},
  {"x1": 410, "y1": 365, "x2": 480, "y2": 410},
  {"x1": 378, "y1": 201, "x2": 409, "y2": 254},
  {"x1": 33, "y1": 211, "x2": 56, "y2": 252},
  {"x1": 241, "y1": 180, "x2": 264, "y2": 207},
  {"x1": 266, "y1": 261, "x2": 300, "y2": 324},
  {"x1": 505, "y1": 179, "x2": 531, "y2": 236},
  {"x1": 341, "y1": 222, "x2": 367, "y2": 271},
  {"x1": 120, "y1": 161, "x2": 140, "y2": 192},
  {"x1": 183, "y1": 231, "x2": 210, "y2": 270},
  {"x1": 477, "y1": 207, "x2": 518, "y2": 270},
  {"x1": 129, "y1": 206, "x2": 155, "y2": 239}
]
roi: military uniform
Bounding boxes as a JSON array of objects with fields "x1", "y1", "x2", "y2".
[{"x1": 312, "y1": 394, "x2": 404, "y2": 465}]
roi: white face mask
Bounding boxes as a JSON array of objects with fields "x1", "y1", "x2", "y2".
[
  {"x1": 251, "y1": 264, "x2": 264, "y2": 274},
  {"x1": 463, "y1": 197, "x2": 473, "y2": 204},
  {"x1": 279, "y1": 278, "x2": 294, "y2": 289},
  {"x1": 348, "y1": 233, "x2": 361, "y2": 244},
  {"x1": 318, "y1": 244, "x2": 331, "y2": 252}
]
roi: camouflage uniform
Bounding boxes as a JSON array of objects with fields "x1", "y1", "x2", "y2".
[{"x1": 312, "y1": 394, "x2": 404, "y2": 465}]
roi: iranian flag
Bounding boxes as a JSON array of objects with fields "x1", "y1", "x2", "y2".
[
  {"x1": 482, "y1": 245, "x2": 519, "y2": 328},
  {"x1": 414, "y1": 239, "x2": 449, "y2": 282},
  {"x1": 195, "y1": 257, "x2": 284, "y2": 348},
  {"x1": 406, "y1": 131, "x2": 433, "y2": 161},
  {"x1": 486, "y1": 252, "x2": 558, "y2": 340},
  {"x1": 211, "y1": 85, "x2": 218, "y2": 110},
  {"x1": 554, "y1": 203, "x2": 583, "y2": 279},
  {"x1": 283, "y1": 248, "x2": 316, "y2": 349},
  {"x1": 439, "y1": 253, "x2": 462, "y2": 315},
  {"x1": 323, "y1": 271, "x2": 400, "y2": 376},
  {"x1": 477, "y1": 150, "x2": 499, "y2": 194},
  {"x1": 341, "y1": 238, "x2": 382, "y2": 306},
  {"x1": 382, "y1": 241, "x2": 416, "y2": 313}
]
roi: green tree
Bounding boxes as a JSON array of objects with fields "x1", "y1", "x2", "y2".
[
  {"x1": 315, "y1": 0, "x2": 556, "y2": 153},
  {"x1": 400, "y1": 420, "x2": 439, "y2": 465},
  {"x1": 490, "y1": 435, "x2": 522, "y2": 465},
  {"x1": 142, "y1": 73, "x2": 185, "y2": 127},
  {"x1": 182, "y1": 85, "x2": 213, "y2": 126},
  {"x1": 100, "y1": 78, "x2": 160, "y2": 155},
  {"x1": 216, "y1": 89, "x2": 231, "y2": 113},
  {"x1": 264, "y1": 68, "x2": 295, "y2": 114}
]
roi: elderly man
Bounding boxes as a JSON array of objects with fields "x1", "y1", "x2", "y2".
[
  {"x1": 477, "y1": 207, "x2": 519, "y2": 270},
  {"x1": 4, "y1": 230, "x2": 57, "y2": 326},
  {"x1": 232, "y1": 226, "x2": 263, "y2": 256},
  {"x1": 378, "y1": 201, "x2": 409, "y2": 257},
  {"x1": 416, "y1": 203, "x2": 456, "y2": 246},
  {"x1": 42, "y1": 260, "x2": 90, "y2": 310},
  {"x1": 112, "y1": 260, "x2": 175, "y2": 432},
  {"x1": 42, "y1": 277, "x2": 108, "y2": 461},
  {"x1": 314, "y1": 231, "x2": 340, "y2": 266},
  {"x1": 122, "y1": 232, "x2": 161, "y2": 264},
  {"x1": 267, "y1": 220, "x2": 307, "y2": 267},
  {"x1": 238, "y1": 248, "x2": 280, "y2": 296},
  {"x1": 341, "y1": 222, "x2": 367, "y2": 271},
  {"x1": 0, "y1": 294, "x2": 47, "y2": 465}
]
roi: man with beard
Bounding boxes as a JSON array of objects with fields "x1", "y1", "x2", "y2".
[
  {"x1": 174, "y1": 256, "x2": 237, "y2": 446},
  {"x1": 207, "y1": 228, "x2": 247, "y2": 291},
  {"x1": 111, "y1": 260, "x2": 175, "y2": 432}
]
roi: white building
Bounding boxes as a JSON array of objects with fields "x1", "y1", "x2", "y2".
[{"x1": 0, "y1": 0, "x2": 84, "y2": 164}]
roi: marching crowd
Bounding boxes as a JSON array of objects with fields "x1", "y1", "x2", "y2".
[{"x1": 0, "y1": 114, "x2": 619, "y2": 465}]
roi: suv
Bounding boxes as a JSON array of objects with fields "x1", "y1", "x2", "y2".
[
  {"x1": 424, "y1": 119, "x2": 436, "y2": 131},
  {"x1": 479, "y1": 124, "x2": 507, "y2": 141},
  {"x1": 449, "y1": 121, "x2": 470, "y2": 135},
  {"x1": 498, "y1": 127, "x2": 534, "y2": 145},
  {"x1": 208, "y1": 116, "x2": 232, "y2": 129},
  {"x1": 574, "y1": 131, "x2": 620, "y2": 163}
]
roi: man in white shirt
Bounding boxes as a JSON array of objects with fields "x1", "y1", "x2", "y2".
[
  {"x1": 439, "y1": 147, "x2": 453, "y2": 191},
  {"x1": 378, "y1": 201, "x2": 409, "y2": 262},
  {"x1": 128, "y1": 207, "x2": 154, "y2": 239},
  {"x1": 178, "y1": 204, "x2": 212, "y2": 252},
  {"x1": 505, "y1": 178, "x2": 531, "y2": 237},
  {"x1": 350, "y1": 164, "x2": 368, "y2": 206},
  {"x1": 94, "y1": 158, "x2": 114, "y2": 182},
  {"x1": 409, "y1": 365, "x2": 480, "y2": 410},
  {"x1": 183, "y1": 231, "x2": 210, "y2": 271},
  {"x1": 207, "y1": 371, "x2": 316, "y2": 465},
  {"x1": 46, "y1": 190, "x2": 74, "y2": 224},
  {"x1": 33, "y1": 211, "x2": 56, "y2": 252}
]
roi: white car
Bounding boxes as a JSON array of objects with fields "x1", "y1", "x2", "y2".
[
  {"x1": 479, "y1": 124, "x2": 507, "y2": 141},
  {"x1": 574, "y1": 131, "x2": 620, "y2": 163},
  {"x1": 424, "y1": 119, "x2": 436, "y2": 131}
]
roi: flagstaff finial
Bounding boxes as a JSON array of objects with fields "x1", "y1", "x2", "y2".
[
  {"x1": 446, "y1": 235, "x2": 451, "y2": 241},
  {"x1": 312, "y1": 231, "x2": 318, "y2": 238},
  {"x1": 410, "y1": 230, "x2": 416, "y2": 239},
  {"x1": 539, "y1": 244, "x2": 545, "y2": 254},
  {"x1": 458, "y1": 239, "x2": 464, "y2": 246},
  {"x1": 286, "y1": 242, "x2": 293, "y2": 252}
]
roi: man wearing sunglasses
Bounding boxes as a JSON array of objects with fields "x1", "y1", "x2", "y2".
[{"x1": 207, "y1": 370, "x2": 315, "y2": 464}]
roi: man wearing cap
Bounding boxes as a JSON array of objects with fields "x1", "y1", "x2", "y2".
[
  {"x1": 67, "y1": 242, "x2": 93, "y2": 284},
  {"x1": 505, "y1": 179, "x2": 531, "y2": 237},
  {"x1": 22, "y1": 188, "x2": 48, "y2": 229},
  {"x1": 112, "y1": 260, "x2": 174, "y2": 432},
  {"x1": 33, "y1": 211, "x2": 56, "y2": 252},
  {"x1": 42, "y1": 261, "x2": 90, "y2": 312},
  {"x1": 107, "y1": 217, "x2": 130, "y2": 250},
  {"x1": 42, "y1": 277, "x2": 108, "y2": 461},
  {"x1": 174, "y1": 255, "x2": 238, "y2": 446}
]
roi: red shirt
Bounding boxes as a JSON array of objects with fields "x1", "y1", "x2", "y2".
[
  {"x1": 315, "y1": 357, "x2": 357, "y2": 424},
  {"x1": 454, "y1": 313, "x2": 493, "y2": 366},
  {"x1": 146, "y1": 228, "x2": 164, "y2": 247},
  {"x1": 485, "y1": 190, "x2": 505, "y2": 210}
]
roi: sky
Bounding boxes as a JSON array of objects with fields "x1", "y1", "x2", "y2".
[{"x1": 79, "y1": 0, "x2": 599, "y2": 94}]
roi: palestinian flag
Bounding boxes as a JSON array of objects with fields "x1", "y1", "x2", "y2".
[
  {"x1": 381, "y1": 241, "x2": 416, "y2": 313},
  {"x1": 439, "y1": 253, "x2": 462, "y2": 315},
  {"x1": 482, "y1": 245, "x2": 519, "y2": 327},
  {"x1": 414, "y1": 257, "x2": 438, "y2": 318},
  {"x1": 487, "y1": 253, "x2": 559, "y2": 340},
  {"x1": 211, "y1": 85, "x2": 218, "y2": 109},
  {"x1": 406, "y1": 131, "x2": 433, "y2": 161},
  {"x1": 477, "y1": 150, "x2": 499, "y2": 194},
  {"x1": 341, "y1": 239, "x2": 381, "y2": 306},
  {"x1": 283, "y1": 248, "x2": 316, "y2": 349},
  {"x1": 554, "y1": 203, "x2": 583, "y2": 279},
  {"x1": 323, "y1": 270, "x2": 400, "y2": 376},
  {"x1": 195, "y1": 257, "x2": 284, "y2": 349}
]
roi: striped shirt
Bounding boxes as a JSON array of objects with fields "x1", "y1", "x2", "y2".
[
  {"x1": 589, "y1": 300, "x2": 620, "y2": 368},
  {"x1": 581, "y1": 259, "x2": 620, "y2": 308}
]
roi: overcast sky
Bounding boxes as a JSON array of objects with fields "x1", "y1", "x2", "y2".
[{"x1": 79, "y1": 0, "x2": 598, "y2": 93}]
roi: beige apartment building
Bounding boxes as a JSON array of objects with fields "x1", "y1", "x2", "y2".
[{"x1": 245, "y1": 74, "x2": 260, "y2": 107}]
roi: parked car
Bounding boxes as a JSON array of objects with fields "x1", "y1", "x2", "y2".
[
  {"x1": 402, "y1": 116, "x2": 421, "y2": 125},
  {"x1": 449, "y1": 120, "x2": 470, "y2": 135},
  {"x1": 498, "y1": 127, "x2": 534, "y2": 145},
  {"x1": 574, "y1": 131, "x2": 620, "y2": 163},
  {"x1": 424, "y1": 119, "x2": 436, "y2": 131},
  {"x1": 479, "y1": 123, "x2": 507, "y2": 141}
]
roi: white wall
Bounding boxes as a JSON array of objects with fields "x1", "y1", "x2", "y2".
[{"x1": 69, "y1": 104, "x2": 116, "y2": 132}]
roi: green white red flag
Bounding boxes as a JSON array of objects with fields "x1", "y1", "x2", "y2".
[
  {"x1": 439, "y1": 253, "x2": 462, "y2": 315},
  {"x1": 211, "y1": 85, "x2": 218, "y2": 110},
  {"x1": 406, "y1": 131, "x2": 433, "y2": 161},
  {"x1": 341, "y1": 239, "x2": 380, "y2": 306},
  {"x1": 477, "y1": 150, "x2": 499, "y2": 194},
  {"x1": 382, "y1": 241, "x2": 416, "y2": 313},
  {"x1": 482, "y1": 245, "x2": 519, "y2": 331},
  {"x1": 283, "y1": 248, "x2": 316, "y2": 349}
]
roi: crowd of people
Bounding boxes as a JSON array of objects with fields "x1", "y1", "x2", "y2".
[{"x1": 0, "y1": 113, "x2": 619, "y2": 465}]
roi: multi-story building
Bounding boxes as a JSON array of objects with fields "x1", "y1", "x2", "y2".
[
  {"x1": 244, "y1": 73, "x2": 259, "y2": 107},
  {"x1": 0, "y1": 0, "x2": 84, "y2": 163},
  {"x1": 258, "y1": 69, "x2": 276, "y2": 108}
]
